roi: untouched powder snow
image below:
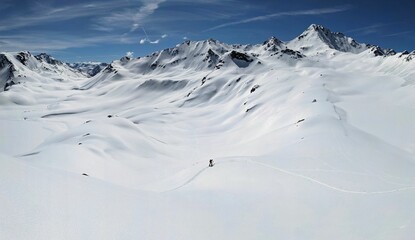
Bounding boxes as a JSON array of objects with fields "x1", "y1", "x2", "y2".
[{"x1": 1, "y1": 24, "x2": 415, "y2": 240}]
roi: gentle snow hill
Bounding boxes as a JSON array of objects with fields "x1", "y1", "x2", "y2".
[{"x1": 1, "y1": 24, "x2": 415, "y2": 240}]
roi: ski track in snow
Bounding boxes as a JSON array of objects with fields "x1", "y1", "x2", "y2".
[
  {"x1": 164, "y1": 166, "x2": 210, "y2": 192},
  {"x1": 164, "y1": 158, "x2": 415, "y2": 195},
  {"x1": 246, "y1": 159, "x2": 415, "y2": 195}
]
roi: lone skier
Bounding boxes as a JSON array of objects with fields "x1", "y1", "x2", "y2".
[{"x1": 209, "y1": 159, "x2": 214, "y2": 167}]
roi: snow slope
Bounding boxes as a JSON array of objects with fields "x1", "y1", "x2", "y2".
[{"x1": 1, "y1": 24, "x2": 415, "y2": 240}]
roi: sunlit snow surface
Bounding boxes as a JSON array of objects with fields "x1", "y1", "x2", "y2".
[{"x1": 1, "y1": 26, "x2": 415, "y2": 239}]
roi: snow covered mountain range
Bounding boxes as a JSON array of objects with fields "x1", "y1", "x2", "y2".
[
  {"x1": 0, "y1": 52, "x2": 106, "y2": 91},
  {"x1": 1, "y1": 24, "x2": 415, "y2": 240},
  {"x1": 1, "y1": 24, "x2": 414, "y2": 92},
  {"x1": 68, "y1": 61, "x2": 108, "y2": 77}
]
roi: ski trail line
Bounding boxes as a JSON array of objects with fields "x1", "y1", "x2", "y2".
[
  {"x1": 164, "y1": 166, "x2": 209, "y2": 192},
  {"x1": 163, "y1": 158, "x2": 415, "y2": 195},
  {"x1": 245, "y1": 159, "x2": 415, "y2": 195}
]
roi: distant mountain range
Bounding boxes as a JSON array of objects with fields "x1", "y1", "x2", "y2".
[{"x1": 1, "y1": 24, "x2": 414, "y2": 92}]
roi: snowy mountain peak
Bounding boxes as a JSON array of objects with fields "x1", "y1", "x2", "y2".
[
  {"x1": 262, "y1": 36, "x2": 285, "y2": 51},
  {"x1": 120, "y1": 56, "x2": 132, "y2": 63},
  {"x1": 365, "y1": 45, "x2": 397, "y2": 57},
  {"x1": 307, "y1": 24, "x2": 331, "y2": 34},
  {"x1": 35, "y1": 53, "x2": 63, "y2": 65},
  {"x1": 68, "y1": 62, "x2": 108, "y2": 77},
  {"x1": 263, "y1": 36, "x2": 283, "y2": 44},
  {"x1": 304, "y1": 24, "x2": 350, "y2": 40},
  {"x1": 404, "y1": 50, "x2": 415, "y2": 61},
  {"x1": 207, "y1": 38, "x2": 218, "y2": 44},
  {"x1": 288, "y1": 24, "x2": 366, "y2": 54}
]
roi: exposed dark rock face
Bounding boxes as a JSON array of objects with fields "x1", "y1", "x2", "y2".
[
  {"x1": 230, "y1": 51, "x2": 253, "y2": 62},
  {"x1": 0, "y1": 54, "x2": 17, "y2": 91},
  {"x1": 103, "y1": 64, "x2": 117, "y2": 73},
  {"x1": 203, "y1": 49, "x2": 219, "y2": 67},
  {"x1": 250, "y1": 85, "x2": 259, "y2": 93},
  {"x1": 16, "y1": 52, "x2": 30, "y2": 65},
  {"x1": 281, "y1": 49, "x2": 304, "y2": 58},
  {"x1": 404, "y1": 51, "x2": 415, "y2": 62}
]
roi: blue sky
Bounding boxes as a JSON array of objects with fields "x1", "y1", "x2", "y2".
[{"x1": 0, "y1": 0, "x2": 414, "y2": 63}]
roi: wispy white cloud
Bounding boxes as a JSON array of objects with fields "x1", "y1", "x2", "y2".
[
  {"x1": 90, "y1": 24, "x2": 114, "y2": 32},
  {"x1": 161, "y1": 34, "x2": 168, "y2": 38},
  {"x1": 132, "y1": 0, "x2": 165, "y2": 31},
  {"x1": 204, "y1": 5, "x2": 352, "y2": 31},
  {"x1": 139, "y1": 38, "x2": 160, "y2": 44},
  {"x1": 0, "y1": 0, "x2": 169, "y2": 51},
  {"x1": 0, "y1": 1, "x2": 133, "y2": 32},
  {"x1": 138, "y1": 27, "x2": 162, "y2": 44},
  {"x1": 0, "y1": 32, "x2": 134, "y2": 51},
  {"x1": 96, "y1": 0, "x2": 165, "y2": 32},
  {"x1": 126, "y1": 51, "x2": 134, "y2": 58},
  {"x1": 0, "y1": 0, "x2": 166, "y2": 35},
  {"x1": 384, "y1": 31, "x2": 411, "y2": 37},
  {"x1": 346, "y1": 24, "x2": 385, "y2": 36}
]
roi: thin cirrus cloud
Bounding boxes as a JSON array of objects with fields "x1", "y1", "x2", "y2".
[
  {"x1": 0, "y1": 0, "x2": 166, "y2": 51},
  {"x1": 346, "y1": 24, "x2": 386, "y2": 35},
  {"x1": 204, "y1": 5, "x2": 352, "y2": 32},
  {"x1": 95, "y1": 0, "x2": 165, "y2": 32},
  {"x1": 384, "y1": 31, "x2": 412, "y2": 37},
  {"x1": 0, "y1": 1, "x2": 133, "y2": 32},
  {"x1": 130, "y1": 0, "x2": 165, "y2": 31},
  {"x1": 0, "y1": 33, "x2": 132, "y2": 52},
  {"x1": 345, "y1": 22, "x2": 411, "y2": 37},
  {"x1": 0, "y1": 0, "x2": 165, "y2": 35}
]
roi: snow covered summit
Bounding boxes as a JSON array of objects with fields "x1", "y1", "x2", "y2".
[
  {"x1": 288, "y1": 24, "x2": 367, "y2": 53},
  {"x1": 35, "y1": 53, "x2": 64, "y2": 65}
]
